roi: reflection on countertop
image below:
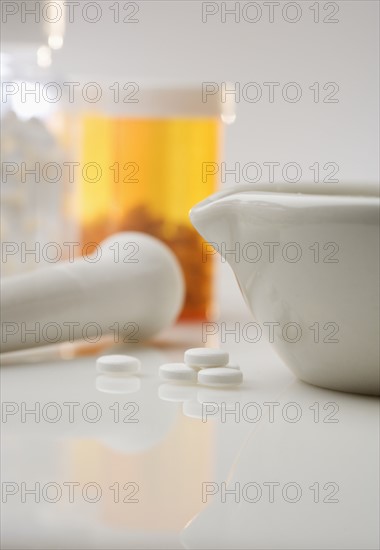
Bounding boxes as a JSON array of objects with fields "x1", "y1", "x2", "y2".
[{"x1": 1, "y1": 322, "x2": 379, "y2": 549}]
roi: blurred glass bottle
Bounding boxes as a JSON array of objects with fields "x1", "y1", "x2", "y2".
[
  {"x1": 78, "y1": 85, "x2": 235, "y2": 320},
  {"x1": 0, "y1": 47, "x2": 76, "y2": 276}
]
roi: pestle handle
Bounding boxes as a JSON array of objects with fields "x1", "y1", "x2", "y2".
[{"x1": 1, "y1": 232, "x2": 184, "y2": 353}]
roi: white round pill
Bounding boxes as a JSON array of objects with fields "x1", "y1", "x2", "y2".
[
  {"x1": 198, "y1": 367, "x2": 243, "y2": 387},
  {"x1": 96, "y1": 354, "x2": 141, "y2": 374},
  {"x1": 184, "y1": 348, "x2": 229, "y2": 368},
  {"x1": 159, "y1": 363, "x2": 197, "y2": 382}
]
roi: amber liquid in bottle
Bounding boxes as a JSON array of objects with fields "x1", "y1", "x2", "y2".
[{"x1": 79, "y1": 114, "x2": 220, "y2": 320}]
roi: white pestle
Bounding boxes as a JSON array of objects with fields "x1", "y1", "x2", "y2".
[{"x1": 0, "y1": 232, "x2": 185, "y2": 353}]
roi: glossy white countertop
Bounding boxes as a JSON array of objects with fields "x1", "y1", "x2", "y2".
[{"x1": 1, "y1": 319, "x2": 379, "y2": 550}]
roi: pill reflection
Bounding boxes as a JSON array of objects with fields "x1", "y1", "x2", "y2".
[
  {"x1": 158, "y1": 383, "x2": 198, "y2": 403},
  {"x1": 95, "y1": 375, "x2": 141, "y2": 394},
  {"x1": 197, "y1": 387, "x2": 243, "y2": 406},
  {"x1": 182, "y1": 399, "x2": 204, "y2": 419}
]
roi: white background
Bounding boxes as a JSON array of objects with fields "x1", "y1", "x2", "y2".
[{"x1": 2, "y1": 0, "x2": 379, "y2": 315}]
